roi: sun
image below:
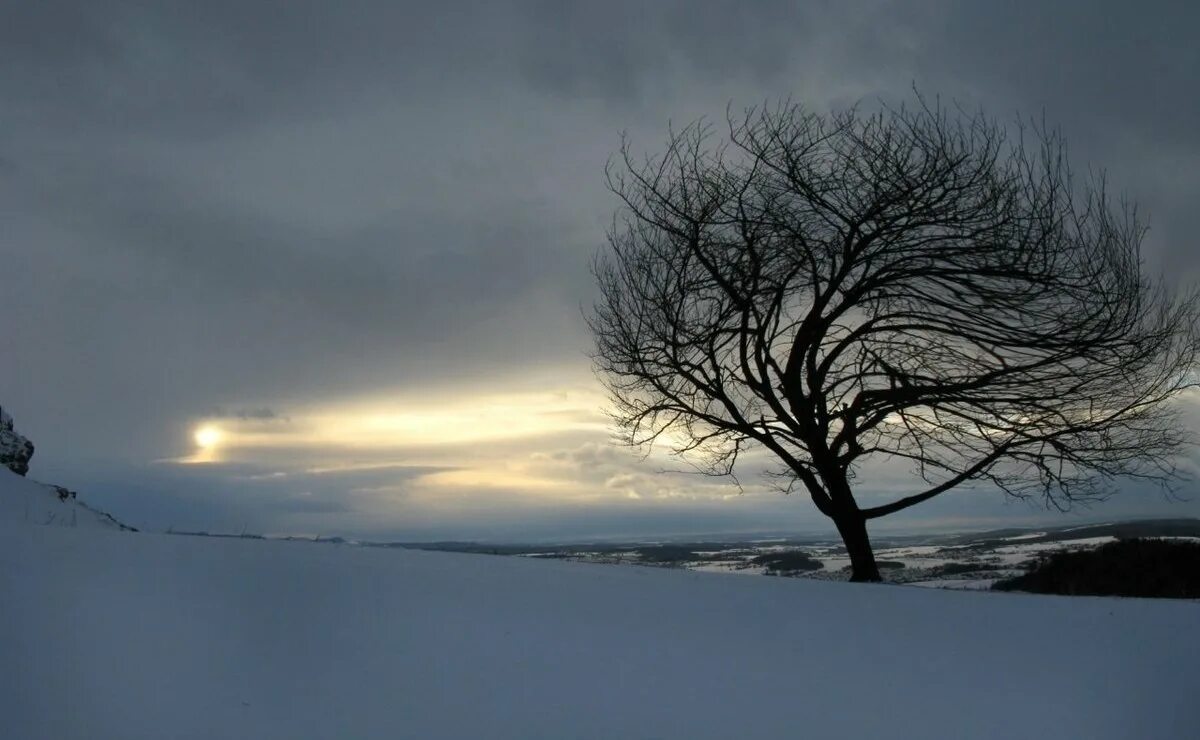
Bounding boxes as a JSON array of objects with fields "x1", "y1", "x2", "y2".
[{"x1": 194, "y1": 425, "x2": 223, "y2": 449}]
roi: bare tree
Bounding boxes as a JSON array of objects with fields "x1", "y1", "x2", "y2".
[{"x1": 588, "y1": 97, "x2": 1200, "y2": 581}]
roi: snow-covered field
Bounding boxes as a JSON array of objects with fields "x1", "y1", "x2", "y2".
[{"x1": 2, "y1": 469, "x2": 1198, "y2": 739}]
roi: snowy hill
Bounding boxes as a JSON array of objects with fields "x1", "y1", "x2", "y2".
[
  {"x1": 0, "y1": 406, "x2": 132, "y2": 531},
  {"x1": 0, "y1": 467, "x2": 134, "y2": 531},
  {"x1": 1, "y1": 495, "x2": 1197, "y2": 739}
]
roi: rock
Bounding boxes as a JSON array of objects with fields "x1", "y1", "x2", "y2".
[{"x1": 0, "y1": 405, "x2": 35, "y2": 476}]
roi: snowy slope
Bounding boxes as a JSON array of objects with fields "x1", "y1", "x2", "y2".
[
  {"x1": 1, "y1": 514, "x2": 1197, "y2": 739},
  {"x1": 0, "y1": 467, "x2": 133, "y2": 531}
]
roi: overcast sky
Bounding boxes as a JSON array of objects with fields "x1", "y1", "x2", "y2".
[{"x1": 3, "y1": 0, "x2": 1199, "y2": 541}]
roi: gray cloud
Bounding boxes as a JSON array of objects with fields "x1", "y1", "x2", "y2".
[
  {"x1": 221, "y1": 407, "x2": 288, "y2": 422},
  {"x1": 3, "y1": 0, "x2": 1198, "y2": 538}
]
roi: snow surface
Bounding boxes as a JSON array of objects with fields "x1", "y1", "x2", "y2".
[
  {"x1": 0, "y1": 468, "x2": 132, "y2": 531},
  {"x1": 1002, "y1": 532, "x2": 1049, "y2": 541},
  {"x1": 2, "y1": 470, "x2": 1198, "y2": 739}
]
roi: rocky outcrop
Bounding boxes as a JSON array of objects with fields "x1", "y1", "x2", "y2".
[{"x1": 0, "y1": 405, "x2": 35, "y2": 476}]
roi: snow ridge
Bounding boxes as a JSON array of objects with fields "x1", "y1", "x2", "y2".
[{"x1": 0, "y1": 468, "x2": 135, "y2": 531}]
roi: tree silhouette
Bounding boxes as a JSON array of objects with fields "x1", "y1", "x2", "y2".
[{"x1": 589, "y1": 97, "x2": 1200, "y2": 581}]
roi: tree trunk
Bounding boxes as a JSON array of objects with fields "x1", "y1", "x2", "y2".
[{"x1": 833, "y1": 513, "x2": 881, "y2": 582}]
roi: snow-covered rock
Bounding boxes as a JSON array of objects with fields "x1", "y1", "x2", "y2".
[{"x1": 0, "y1": 405, "x2": 34, "y2": 476}]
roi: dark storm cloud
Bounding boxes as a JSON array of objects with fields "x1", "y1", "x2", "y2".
[
  {"x1": 2, "y1": 0, "x2": 1198, "y2": 536},
  {"x1": 906, "y1": 1, "x2": 1200, "y2": 282},
  {"x1": 924, "y1": 3, "x2": 1200, "y2": 147},
  {"x1": 0, "y1": 1, "x2": 899, "y2": 127}
]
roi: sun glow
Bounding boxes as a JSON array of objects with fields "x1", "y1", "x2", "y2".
[
  {"x1": 194, "y1": 425, "x2": 223, "y2": 450},
  {"x1": 205, "y1": 389, "x2": 609, "y2": 451}
]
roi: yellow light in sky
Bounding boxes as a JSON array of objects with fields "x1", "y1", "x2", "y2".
[
  {"x1": 194, "y1": 425, "x2": 223, "y2": 449},
  {"x1": 295, "y1": 389, "x2": 609, "y2": 449}
]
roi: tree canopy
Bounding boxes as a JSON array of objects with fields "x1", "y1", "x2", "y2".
[{"x1": 589, "y1": 97, "x2": 1200, "y2": 581}]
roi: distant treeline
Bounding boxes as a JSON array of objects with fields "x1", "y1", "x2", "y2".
[{"x1": 994, "y1": 538, "x2": 1200, "y2": 598}]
